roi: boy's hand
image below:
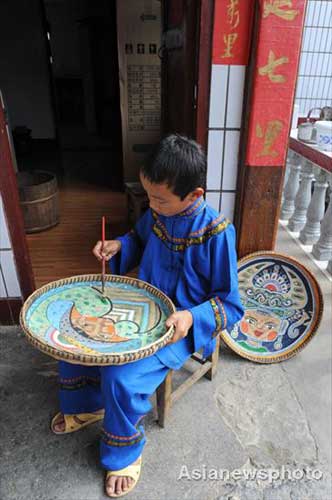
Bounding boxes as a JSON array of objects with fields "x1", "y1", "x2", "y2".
[
  {"x1": 93, "y1": 240, "x2": 121, "y2": 262},
  {"x1": 165, "y1": 310, "x2": 193, "y2": 344}
]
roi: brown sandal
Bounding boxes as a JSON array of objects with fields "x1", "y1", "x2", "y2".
[{"x1": 51, "y1": 410, "x2": 104, "y2": 434}]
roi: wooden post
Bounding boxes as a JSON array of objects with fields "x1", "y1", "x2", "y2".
[
  {"x1": 234, "y1": 0, "x2": 307, "y2": 257},
  {"x1": 235, "y1": 165, "x2": 284, "y2": 256}
]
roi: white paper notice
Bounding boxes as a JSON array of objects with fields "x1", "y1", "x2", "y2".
[{"x1": 117, "y1": 0, "x2": 161, "y2": 181}]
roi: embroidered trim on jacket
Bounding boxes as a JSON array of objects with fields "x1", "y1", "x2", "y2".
[
  {"x1": 178, "y1": 198, "x2": 205, "y2": 217},
  {"x1": 210, "y1": 297, "x2": 227, "y2": 337},
  {"x1": 210, "y1": 298, "x2": 222, "y2": 331},
  {"x1": 189, "y1": 215, "x2": 225, "y2": 236},
  {"x1": 152, "y1": 217, "x2": 230, "y2": 251},
  {"x1": 215, "y1": 296, "x2": 227, "y2": 329}
]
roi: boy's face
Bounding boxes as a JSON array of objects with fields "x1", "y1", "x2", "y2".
[{"x1": 140, "y1": 173, "x2": 203, "y2": 217}]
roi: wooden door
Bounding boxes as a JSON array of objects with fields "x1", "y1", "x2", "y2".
[{"x1": 161, "y1": 0, "x2": 200, "y2": 138}]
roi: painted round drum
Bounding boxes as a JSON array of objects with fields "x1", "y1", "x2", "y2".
[
  {"x1": 221, "y1": 252, "x2": 323, "y2": 363},
  {"x1": 20, "y1": 275, "x2": 175, "y2": 365}
]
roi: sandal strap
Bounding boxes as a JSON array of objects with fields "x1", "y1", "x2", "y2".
[
  {"x1": 63, "y1": 414, "x2": 79, "y2": 431},
  {"x1": 106, "y1": 457, "x2": 141, "y2": 482},
  {"x1": 63, "y1": 411, "x2": 104, "y2": 431}
]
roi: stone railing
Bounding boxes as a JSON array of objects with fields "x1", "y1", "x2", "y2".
[{"x1": 280, "y1": 149, "x2": 332, "y2": 276}]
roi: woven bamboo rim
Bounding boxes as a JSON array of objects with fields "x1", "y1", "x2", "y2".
[
  {"x1": 20, "y1": 274, "x2": 176, "y2": 366},
  {"x1": 220, "y1": 251, "x2": 324, "y2": 364}
]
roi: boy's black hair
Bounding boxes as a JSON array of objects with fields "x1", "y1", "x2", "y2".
[{"x1": 141, "y1": 134, "x2": 206, "y2": 199}]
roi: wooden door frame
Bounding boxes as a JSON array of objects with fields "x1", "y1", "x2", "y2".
[
  {"x1": 195, "y1": 0, "x2": 214, "y2": 150},
  {"x1": 0, "y1": 95, "x2": 36, "y2": 303},
  {"x1": 161, "y1": 0, "x2": 214, "y2": 147}
]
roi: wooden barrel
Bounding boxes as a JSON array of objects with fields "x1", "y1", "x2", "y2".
[{"x1": 17, "y1": 171, "x2": 59, "y2": 233}]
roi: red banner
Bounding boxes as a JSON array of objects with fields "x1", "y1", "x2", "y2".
[
  {"x1": 212, "y1": 0, "x2": 254, "y2": 65},
  {"x1": 245, "y1": 0, "x2": 306, "y2": 166}
]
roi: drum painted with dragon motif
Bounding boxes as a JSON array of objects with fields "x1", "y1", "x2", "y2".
[{"x1": 20, "y1": 274, "x2": 175, "y2": 366}]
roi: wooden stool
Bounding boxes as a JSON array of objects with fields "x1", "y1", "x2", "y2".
[
  {"x1": 124, "y1": 182, "x2": 149, "y2": 223},
  {"x1": 156, "y1": 334, "x2": 220, "y2": 427}
]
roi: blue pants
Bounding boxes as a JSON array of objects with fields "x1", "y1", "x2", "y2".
[{"x1": 58, "y1": 356, "x2": 170, "y2": 471}]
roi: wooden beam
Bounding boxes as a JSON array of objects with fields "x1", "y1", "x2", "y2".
[
  {"x1": 236, "y1": 165, "x2": 284, "y2": 257},
  {"x1": 171, "y1": 361, "x2": 212, "y2": 404}
]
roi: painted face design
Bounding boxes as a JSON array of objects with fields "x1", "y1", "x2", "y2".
[
  {"x1": 240, "y1": 310, "x2": 281, "y2": 342},
  {"x1": 71, "y1": 309, "x2": 129, "y2": 343}
]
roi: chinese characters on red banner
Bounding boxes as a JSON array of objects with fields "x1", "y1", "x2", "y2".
[
  {"x1": 212, "y1": 0, "x2": 254, "y2": 65},
  {"x1": 258, "y1": 51, "x2": 289, "y2": 83},
  {"x1": 263, "y1": 0, "x2": 299, "y2": 21},
  {"x1": 246, "y1": 0, "x2": 306, "y2": 166}
]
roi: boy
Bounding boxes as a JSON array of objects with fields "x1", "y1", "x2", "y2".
[{"x1": 51, "y1": 135, "x2": 244, "y2": 497}]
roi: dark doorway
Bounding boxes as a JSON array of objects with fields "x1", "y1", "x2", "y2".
[
  {"x1": 42, "y1": 0, "x2": 123, "y2": 188},
  {"x1": 0, "y1": 0, "x2": 212, "y2": 296}
]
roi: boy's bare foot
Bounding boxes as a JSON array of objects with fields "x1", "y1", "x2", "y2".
[
  {"x1": 52, "y1": 409, "x2": 104, "y2": 433},
  {"x1": 105, "y1": 456, "x2": 141, "y2": 497},
  {"x1": 105, "y1": 474, "x2": 134, "y2": 497}
]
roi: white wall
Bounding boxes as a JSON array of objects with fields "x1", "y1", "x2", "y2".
[
  {"x1": 0, "y1": 195, "x2": 22, "y2": 299},
  {"x1": 206, "y1": 65, "x2": 245, "y2": 221},
  {"x1": 0, "y1": 0, "x2": 55, "y2": 138}
]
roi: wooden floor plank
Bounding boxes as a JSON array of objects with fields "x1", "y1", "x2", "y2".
[{"x1": 26, "y1": 181, "x2": 129, "y2": 289}]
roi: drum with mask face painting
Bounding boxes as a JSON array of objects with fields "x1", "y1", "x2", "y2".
[{"x1": 221, "y1": 252, "x2": 323, "y2": 363}]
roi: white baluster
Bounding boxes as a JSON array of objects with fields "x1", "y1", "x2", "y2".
[
  {"x1": 299, "y1": 169, "x2": 328, "y2": 245},
  {"x1": 327, "y1": 259, "x2": 332, "y2": 275},
  {"x1": 280, "y1": 153, "x2": 302, "y2": 221},
  {"x1": 284, "y1": 150, "x2": 295, "y2": 187},
  {"x1": 312, "y1": 185, "x2": 332, "y2": 261},
  {"x1": 281, "y1": 151, "x2": 292, "y2": 204},
  {"x1": 288, "y1": 160, "x2": 314, "y2": 232}
]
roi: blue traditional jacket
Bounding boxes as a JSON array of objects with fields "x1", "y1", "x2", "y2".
[{"x1": 110, "y1": 196, "x2": 244, "y2": 369}]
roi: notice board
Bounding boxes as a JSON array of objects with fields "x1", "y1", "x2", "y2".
[{"x1": 117, "y1": 0, "x2": 161, "y2": 182}]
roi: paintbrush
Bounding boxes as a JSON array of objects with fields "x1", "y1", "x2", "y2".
[{"x1": 101, "y1": 215, "x2": 106, "y2": 295}]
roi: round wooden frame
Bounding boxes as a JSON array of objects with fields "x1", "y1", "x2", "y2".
[
  {"x1": 221, "y1": 251, "x2": 324, "y2": 364},
  {"x1": 20, "y1": 274, "x2": 176, "y2": 366}
]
